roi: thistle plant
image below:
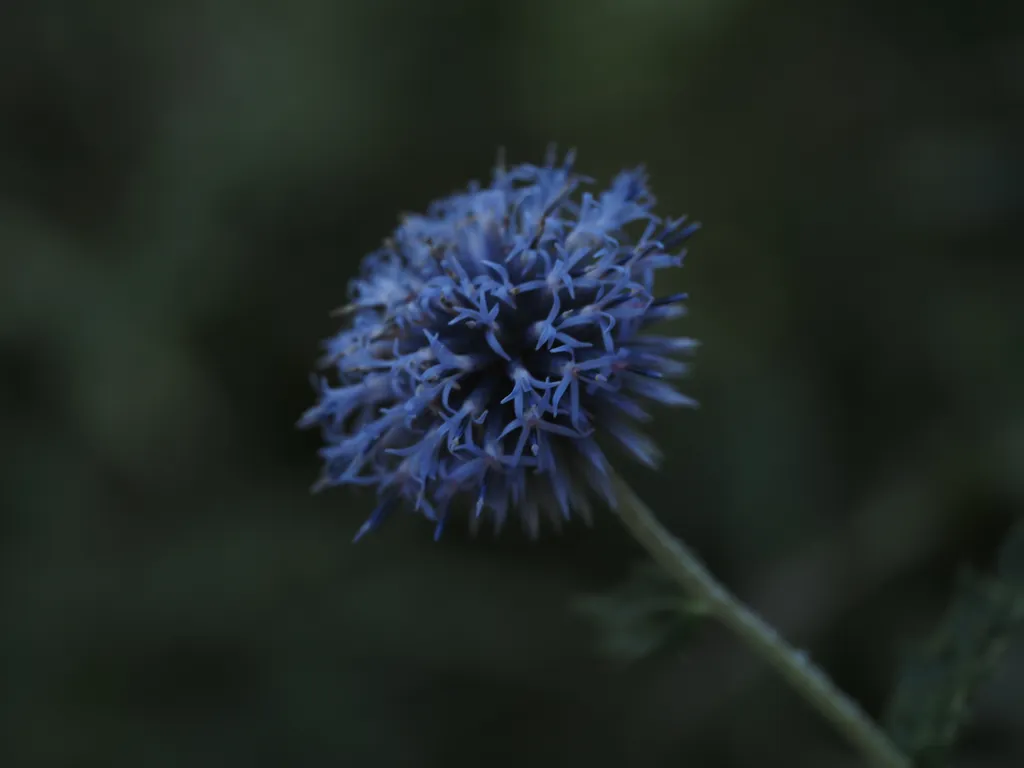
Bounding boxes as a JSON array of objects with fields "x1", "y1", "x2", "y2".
[
  {"x1": 298, "y1": 148, "x2": 698, "y2": 539},
  {"x1": 299, "y1": 149, "x2": 911, "y2": 767}
]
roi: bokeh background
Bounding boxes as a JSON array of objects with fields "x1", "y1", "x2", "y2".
[{"x1": 2, "y1": 1, "x2": 1023, "y2": 766}]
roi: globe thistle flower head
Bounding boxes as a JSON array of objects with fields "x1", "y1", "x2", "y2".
[{"x1": 300, "y1": 148, "x2": 699, "y2": 540}]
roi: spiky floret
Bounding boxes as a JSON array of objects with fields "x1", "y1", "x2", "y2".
[{"x1": 300, "y1": 149, "x2": 699, "y2": 540}]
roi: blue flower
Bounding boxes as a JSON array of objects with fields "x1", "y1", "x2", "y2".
[{"x1": 299, "y1": 148, "x2": 699, "y2": 540}]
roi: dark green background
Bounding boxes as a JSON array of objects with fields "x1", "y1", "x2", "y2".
[{"x1": 2, "y1": 1, "x2": 1022, "y2": 765}]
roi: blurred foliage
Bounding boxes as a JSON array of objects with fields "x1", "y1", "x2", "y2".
[
  {"x1": 997, "y1": 518, "x2": 1024, "y2": 589},
  {"x1": 885, "y1": 548, "x2": 1024, "y2": 765},
  {"x1": 576, "y1": 564, "x2": 710, "y2": 664},
  {"x1": 2, "y1": 0, "x2": 1023, "y2": 766}
]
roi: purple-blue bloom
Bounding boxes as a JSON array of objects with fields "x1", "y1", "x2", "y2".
[{"x1": 299, "y1": 149, "x2": 699, "y2": 540}]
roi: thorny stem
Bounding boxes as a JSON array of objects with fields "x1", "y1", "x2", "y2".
[{"x1": 609, "y1": 472, "x2": 911, "y2": 768}]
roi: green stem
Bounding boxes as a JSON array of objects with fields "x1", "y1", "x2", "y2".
[{"x1": 610, "y1": 472, "x2": 911, "y2": 768}]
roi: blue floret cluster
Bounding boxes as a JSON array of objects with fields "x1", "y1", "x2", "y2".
[{"x1": 300, "y1": 149, "x2": 699, "y2": 540}]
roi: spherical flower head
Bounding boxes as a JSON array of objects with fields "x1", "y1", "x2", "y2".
[{"x1": 299, "y1": 148, "x2": 699, "y2": 540}]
